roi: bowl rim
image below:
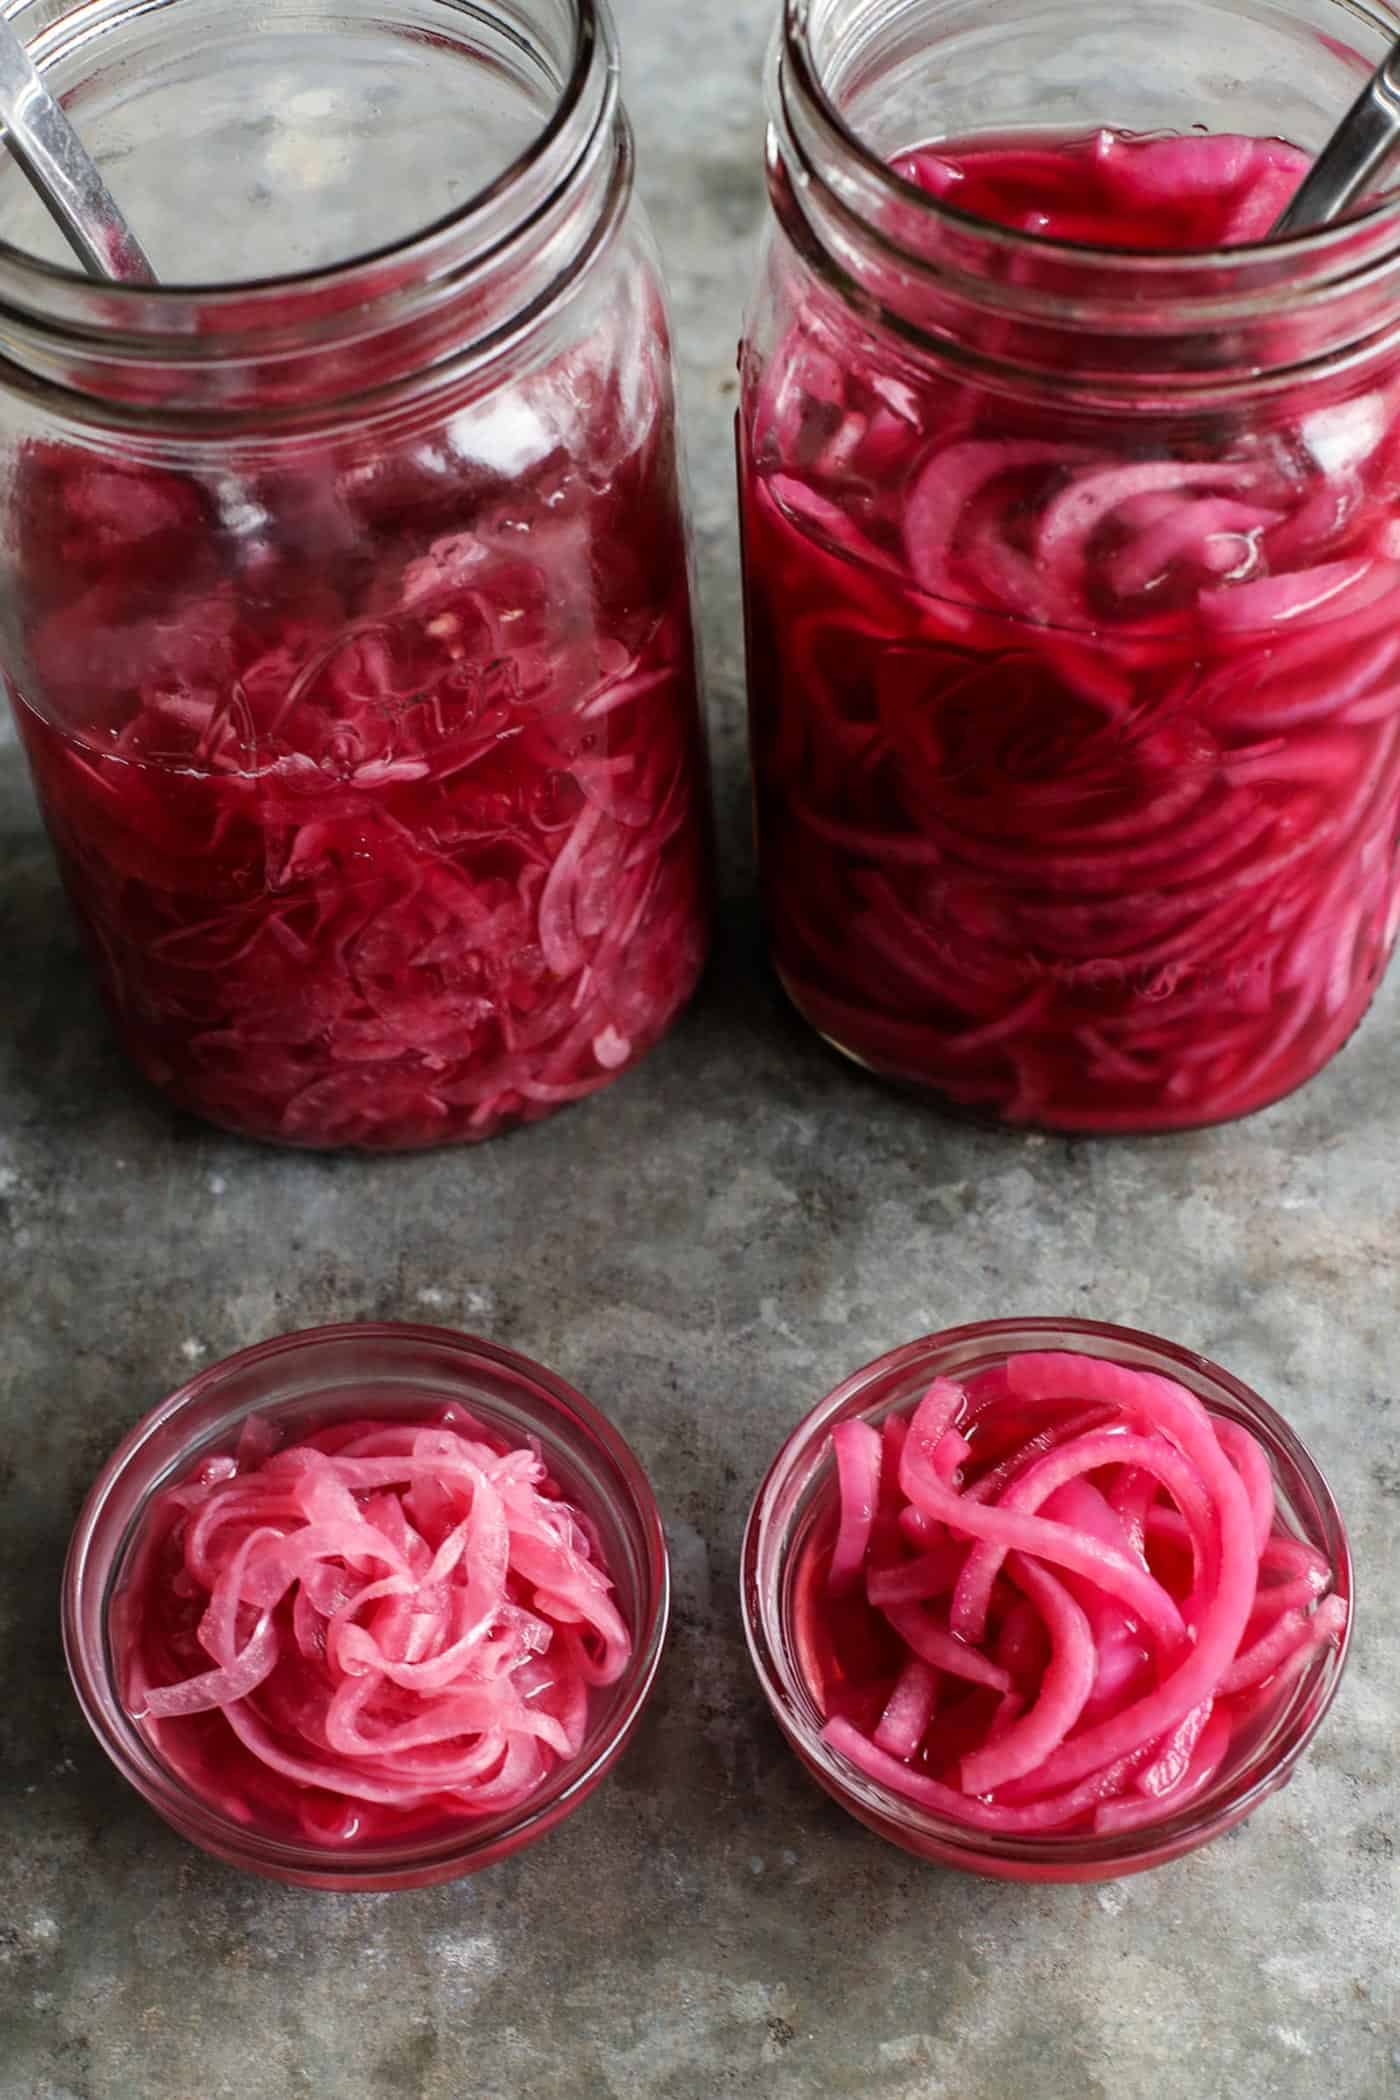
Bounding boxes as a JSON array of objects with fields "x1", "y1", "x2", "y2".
[
  {"x1": 62, "y1": 1319, "x2": 671, "y2": 1885},
  {"x1": 741, "y1": 1315, "x2": 1354, "y2": 1874}
]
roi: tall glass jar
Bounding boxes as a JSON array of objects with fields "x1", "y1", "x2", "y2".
[
  {"x1": 738, "y1": 0, "x2": 1400, "y2": 1134},
  {"x1": 0, "y1": 0, "x2": 710, "y2": 1151}
]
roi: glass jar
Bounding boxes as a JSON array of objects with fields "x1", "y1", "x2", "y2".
[
  {"x1": 0, "y1": 0, "x2": 711, "y2": 1151},
  {"x1": 64, "y1": 1323, "x2": 670, "y2": 1889},
  {"x1": 742, "y1": 1318, "x2": 1353, "y2": 1881},
  {"x1": 738, "y1": 0, "x2": 1400, "y2": 1133}
]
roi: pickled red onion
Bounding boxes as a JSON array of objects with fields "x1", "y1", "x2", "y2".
[
  {"x1": 122, "y1": 1406, "x2": 632, "y2": 1844},
  {"x1": 958, "y1": 1555, "x2": 1096, "y2": 1795},
  {"x1": 873, "y1": 1657, "x2": 939, "y2": 1757},
  {"x1": 799, "y1": 1351, "x2": 1345, "y2": 1841},
  {"x1": 827, "y1": 1420, "x2": 883, "y2": 1594},
  {"x1": 741, "y1": 128, "x2": 1400, "y2": 1134},
  {"x1": 14, "y1": 377, "x2": 710, "y2": 1153}
]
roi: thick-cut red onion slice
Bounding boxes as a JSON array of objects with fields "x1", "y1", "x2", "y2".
[
  {"x1": 881, "y1": 1604, "x2": 1013, "y2": 1692},
  {"x1": 873, "y1": 1657, "x2": 939, "y2": 1757},
  {"x1": 1109, "y1": 1465, "x2": 1160, "y2": 1558},
  {"x1": 948, "y1": 1428, "x2": 1213, "y2": 1648},
  {"x1": 796, "y1": 1351, "x2": 1345, "y2": 1841},
  {"x1": 1221, "y1": 1592, "x2": 1347, "y2": 1693},
  {"x1": 823, "y1": 1716, "x2": 1154, "y2": 1835},
  {"x1": 1214, "y1": 1418, "x2": 1277, "y2": 1556},
  {"x1": 1040, "y1": 1478, "x2": 1153, "y2": 1719},
  {"x1": 900, "y1": 1387, "x2": 1187, "y2": 1649},
  {"x1": 1135, "y1": 1698, "x2": 1214, "y2": 1798},
  {"x1": 992, "y1": 1357, "x2": 1258, "y2": 1788},
  {"x1": 828, "y1": 1420, "x2": 883, "y2": 1594},
  {"x1": 961, "y1": 1405, "x2": 1116, "y2": 1507},
  {"x1": 1092, "y1": 1708, "x2": 1234, "y2": 1834},
  {"x1": 959, "y1": 1556, "x2": 1095, "y2": 1795},
  {"x1": 743, "y1": 127, "x2": 1400, "y2": 1133},
  {"x1": 866, "y1": 1538, "x2": 966, "y2": 1606}
]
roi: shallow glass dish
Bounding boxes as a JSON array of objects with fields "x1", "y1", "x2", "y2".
[
  {"x1": 742, "y1": 1317, "x2": 1352, "y2": 1881},
  {"x1": 64, "y1": 1322, "x2": 669, "y2": 1889}
]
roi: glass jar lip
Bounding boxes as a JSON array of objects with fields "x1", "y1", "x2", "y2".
[
  {"x1": 741, "y1": 1315, "x2": 1354, "y2": 1877},
  {"x1": 781, "y1": 0, "x2": 1400, "y2": 275},
  {"x1": 0, "y1": 0, "x2": 611, "y2": 307},
  {"x1": 62, "y1": 1319, "x2": 670, "y2": 1887}
]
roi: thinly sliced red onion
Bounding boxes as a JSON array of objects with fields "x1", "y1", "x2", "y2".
[
  {"x1": 123, "y1": 1407, "x2": 632, "y2": 1843},
  {"x1": 137, "y1": 1612, "x2": 279, "y2": 1720},
  {"x1": 17, "y1": 402, "x2": 710, "y2": 1153}
]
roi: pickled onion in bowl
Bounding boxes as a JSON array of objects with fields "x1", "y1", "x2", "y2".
[
  {"x1": 743, "y1": 1324, "x2": 1353, "y2": 1878},
  {"x1": 804, "y1": 1357, "x2": 1345, "y2": 1832},
  {"x1": 115, "y1": 1404, "x2": 635, "y2": 1846},
  {"x1": 63, "y1": 1327, "x2": 668, "y2": 1886}
]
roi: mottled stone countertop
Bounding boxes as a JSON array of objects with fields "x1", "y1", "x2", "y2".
[{"x1": 2, "y1": 4, "x2": 1397, "y2": 2096}]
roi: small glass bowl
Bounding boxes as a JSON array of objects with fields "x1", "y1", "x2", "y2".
[
  {"x1": 741, "y1": 1317, "x2": 1353, "y2": 1883},
  {"x1": 64, "y1": 1322, "x2": 669, "y2": 1890}
]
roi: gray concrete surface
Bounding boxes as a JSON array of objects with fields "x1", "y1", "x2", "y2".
[{"x1": 2, "y1": 3, "x2": 1398, "y2": 2095}]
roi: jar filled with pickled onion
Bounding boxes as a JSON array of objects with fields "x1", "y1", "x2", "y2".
[
  {"x1": 737, "y1": 0, "x2": 1400, "y2": 1132},
  {"x1": 0, "y1": 0, "x2": 711, "y2": 1150}
]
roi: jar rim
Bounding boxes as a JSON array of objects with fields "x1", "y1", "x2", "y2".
[
  {"x1": 773, "y1": 0, "x2": 1400, "y2": 387},
  {"x1": 1, "y1": 0, "x2": 609, "y2": 303},
  {"x1": 741, "y1": 1316, "x2": 1353, "y2": 1879},
  {"x1": 62, "y1": 1320, "x2": 671, "y2": 1889},
  {"x1": 781, "y1": 0, "x2": 1400, "y2": 274},
  {"x1": 0, "y1": 0, "x2": 631, "y2": 419}
]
